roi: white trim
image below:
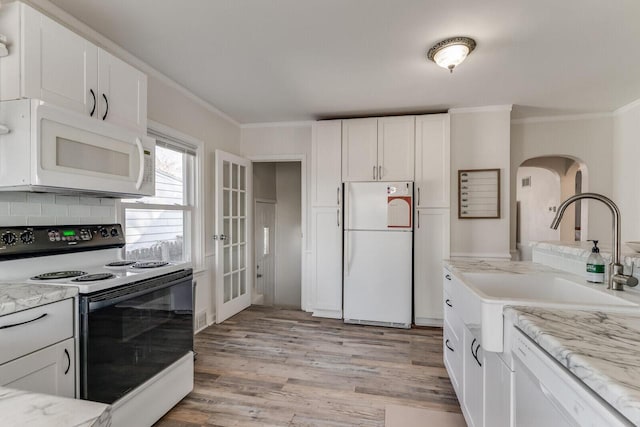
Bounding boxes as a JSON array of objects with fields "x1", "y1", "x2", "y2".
[
  {"x1": 448, "y1": 105, "x2": 513, "y2": 114},
  {"x1": 414, "y1": 317, "x2": 443, "y2": 327},
  {"x1": 511, "y1": 112, "x2": 613, "y2": 124},
  {"x1": 450, "y1": 252, "x2": 513, "y2": 259},
  {"x1": 312, "y1": 309, "x2": 342, "y2": 319},
  {"x1": 614, "y1": 98, "x2": 640, "y2": 115},
  {"x1": 23, "y1": 0, "x2": 239, "y2": 127},
  {"x1": 249, "y1": 155, "x2": 308, "y2": 311},
  {"x1": 241, "y1": 121, "x2": 314, "y2": 129}
]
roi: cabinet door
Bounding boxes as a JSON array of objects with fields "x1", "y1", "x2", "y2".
[
  {"x1": 311, "y1": 207, "x2": 343, "y2": 318},
  {"x1": 484, "y1": 352, "x2": 512, "y2": 427},
  {"x1": 377, "y1": 116, "x2": 415, "y2": 181},
  {"x1": 414, "y1": 209, "x2": 450, "y2": 325},
  {"x1": 98, "y1": 49, "x2": 148, "y2": 133},
  {"x1": 463, "y1": 328, "x2": 484, "y2": 427},
  {"x1": 312, "y1": 120, "x2": 342, "y2": 206},
  {"x1": 342, "y1": 118, "x2": 378, "y2": 182},
  {"x1": 0, "y1": 338, "x2": 75, "y2": 398},
  {"x1": 443, "y1": 320, "x2": 462, "y2": 399},
  {"x1": 415, "y1": 114, "x2": 450, "y2": 208},
  {"x1": 22, "y1": 4, "x2": 98, "y2": 116}
]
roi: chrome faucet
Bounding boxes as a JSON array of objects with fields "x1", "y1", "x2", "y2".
[{"x1": 550, "y1": 193, "x2": 638, "y2": 290}]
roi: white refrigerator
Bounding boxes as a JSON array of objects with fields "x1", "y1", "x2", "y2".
[{"x1": 343, "y1": 181, "x2": 413, "y2": 328}]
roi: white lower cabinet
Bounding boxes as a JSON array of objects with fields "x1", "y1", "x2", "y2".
[
  {"x1": 0, "y1": 337, "x2": 75, "y2": 397},
  {"x1": 311, "y1": 207, "x2": 343, "y2": 318},
  {"x1": 463, "y1": 327, "x2": 484, "y2": 427}
]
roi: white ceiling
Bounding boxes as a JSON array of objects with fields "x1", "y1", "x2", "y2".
[{"x1": 49, "y1": 0, "x2": 640, "y2": 123}]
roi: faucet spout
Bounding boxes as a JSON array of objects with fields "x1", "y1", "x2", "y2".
[{"x1": 549, "y1": 193, "x2": 637, "y2": 290}]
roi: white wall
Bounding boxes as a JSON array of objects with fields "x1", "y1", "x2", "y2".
[
  {"x1": 274, "y1": 162, "x2": 302, "y2": 308},
  {"x1": 613, "y1": 100, "x2": 640, "y2": 242},
  {"x1": 511, "y1": 116, "x2": 613, "y2": 251},
  {"x1": 241, "y1": 124, "x2": 312, "y2": 310},
  {"x1": 516, "y1": 167, "x2": 560, "y2": 260},
  {"x1": 253, "y1": 163, "x2": 277, "y2": 201},
  {"x1": 450, "y1": 108, "x2": 512, "y2": 259}
]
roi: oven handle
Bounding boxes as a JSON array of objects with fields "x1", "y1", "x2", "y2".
[{"x1": 87, "y1": 275, "x2": 193, "y2": 312}]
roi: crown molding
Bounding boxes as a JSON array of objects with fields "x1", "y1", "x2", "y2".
[
  {"x1": 511, "y1": 112, "x2": 613, "y2": 125},
  {"x1": 614, "y1": 98, "x2": 640, "y2": 116},
  {"x1": 448, "y1": 105, "x2": 513, "y2": 114},
  {"x1": 240, "y1": 121, "x2": 314, "y2": 129},
  {"x1": 23, "y1": 0, "x2": 240, "y2": 127}
]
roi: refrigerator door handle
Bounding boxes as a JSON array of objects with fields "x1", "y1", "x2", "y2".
[
  {"x1": 337, "y1": 209, "x2": 340, "y2": 227},
  {"x1": 337, "y1": 186, "x2": 340, "y2": 205},
  {"x1": 345, "y1": 231, "x2": 350, "y2": 276}
]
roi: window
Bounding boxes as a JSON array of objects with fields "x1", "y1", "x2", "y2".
[{"x1": 121, "y1": 130, "x2": 198, "y2": 263}]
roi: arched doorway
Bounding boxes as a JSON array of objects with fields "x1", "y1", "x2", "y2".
[{"x1": 516, "y1": 156, "x2": 588, "y2": 260}]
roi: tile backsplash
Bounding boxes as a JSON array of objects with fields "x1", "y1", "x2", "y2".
[{"x1": 0, "y1": 192, "x2": 117, "y2": 226}]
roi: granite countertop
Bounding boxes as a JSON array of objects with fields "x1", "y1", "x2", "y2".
[
  {"x1": 505, "y1": 306, "x2": 640, "y2": 425},
  {"x1": 0, "y1": 387, "x2": 111, "y2": 427},
  {"x1": 444, "y1": 258, "x2": 561, "y2": 275},
  {"x1": 0, "y1": 282, "x2": 78, "y2": 316}
]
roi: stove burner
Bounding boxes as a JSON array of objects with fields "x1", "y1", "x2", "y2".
[
  {"x1": 105, "y1": 261, "x2": 137, "y2": 267},
  {"x1": 72, "y1": 273, "x2": 115, "y2": 282},
  {"x1": 132, "y1": 261, "x2": 169, "y2": 269},
  {"x1": 31, "y1": 271, "x2": 87, "y2": 280}
]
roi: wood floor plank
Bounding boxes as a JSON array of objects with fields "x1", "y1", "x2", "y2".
[{"x1": 154, "y1": 307, "x2": 461, "y2": 427}]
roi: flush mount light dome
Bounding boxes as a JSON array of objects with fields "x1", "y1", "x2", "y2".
[{"x1": 427, "y1": 37, "x2": 476, "y2": 73}]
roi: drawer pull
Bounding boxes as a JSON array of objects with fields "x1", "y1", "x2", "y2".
[
  {"x1": 445, "y1": 274, "x2": 451, "y2": 280},
  {"x1": 471, "y1": 339, "x2": 482, "y2": 367},
  {"x1": 64, "y1": 348, "x2": 71, "y2": 375},
  {"x1": 0, "y1": 313, "x2": 48, "y2": 330},
  {"x1": 445, "y1": 339, "x2": 454, "y2": 352},
  {"x1": 445, "y1": 299, "x2": 453, "y2": 307}
]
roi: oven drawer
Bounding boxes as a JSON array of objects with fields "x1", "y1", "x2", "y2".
[{"x1": 0, "y1": 299, "x2": 74, "y2": 365}]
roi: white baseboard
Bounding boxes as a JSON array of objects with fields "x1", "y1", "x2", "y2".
[
  {"x1": 312, "y1": 309, "x2": 343, "y2": 319},
  {"x1": 415, "y1": 317, "x2": 443, "y2": 327}
]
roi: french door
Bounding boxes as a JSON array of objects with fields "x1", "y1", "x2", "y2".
[{"x1": 215, "y1": 150, "x2": 252, "y2": 323}]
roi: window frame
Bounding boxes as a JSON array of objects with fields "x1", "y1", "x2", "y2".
[{"x1": 117, "y1": 120, "x2": 205, "y2": 269}]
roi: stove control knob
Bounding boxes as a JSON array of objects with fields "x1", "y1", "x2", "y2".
[
  {"x1": 20, "y1": 230, "x2": 34, "y2": 245},
  {"x1": 110, "y1": 228, "x2": 119, "y2": 237},
  {"x1": 100, "y1": 228, "x2": 110, "y2": 238},
  {"x1": 1, "y1": 232, "x2": 17, "y2": 246}
]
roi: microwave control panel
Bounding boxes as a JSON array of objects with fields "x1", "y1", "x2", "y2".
[{"x1": 0, "y1": 224, "x2": 126, "y2": 259}]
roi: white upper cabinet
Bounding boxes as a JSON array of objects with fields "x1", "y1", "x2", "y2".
[
  {"x1": 342, "y1": 118, "x2": 378, "y2": 182},
  {"x1": 415, "y1": 114, "x2": 450, "y2": 208},
  {"x1": 0, "y1": 2, "x2": 147, "y2": 133},
  {"x1": 378, "y1": 116, "x2": 415, "y2": 181},
  {"x1": 342, "y1": 116, "x2": 415, "y2": 182},
  {"x1": 98, "y1": 49, "x2": 148, "y2": 133},
  {"x1": 312, "y1": 120, "x2": 342, "y2": 207}
]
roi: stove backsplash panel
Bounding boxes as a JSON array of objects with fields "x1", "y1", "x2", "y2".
[{"x1": 0, "y1": 192, "x2": 116, "y2": 226}]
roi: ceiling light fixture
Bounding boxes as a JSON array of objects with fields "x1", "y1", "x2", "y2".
[{"x1": 427, "y1": 37, "x2": 476, "y2": 73}]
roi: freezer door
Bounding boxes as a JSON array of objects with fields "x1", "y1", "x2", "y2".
[
  {"x1": 345, "y1": 182, "x2": 413, "y2": 230},
  {"x1": 343, "y1": 230, "x2": 412, "y2": 326}
]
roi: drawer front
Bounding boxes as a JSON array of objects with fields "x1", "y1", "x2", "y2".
[
  {"x1": 444, "y1": 290, "x2": 463, "y2": 341},
  {"x1": 0, "y1": 299, "x2": 74, "y2": 365},
  {"x1": 444, "y1": 323, "x2": 462, "y2": 395}
]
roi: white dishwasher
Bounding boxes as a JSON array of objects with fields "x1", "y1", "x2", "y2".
[{"x1": 512, "y1": 328, "x2": 632, "y2": 427}]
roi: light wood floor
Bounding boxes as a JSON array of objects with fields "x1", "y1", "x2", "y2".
[{"x1": 154, "y1": 306, "x2": 461, "y2": 427}]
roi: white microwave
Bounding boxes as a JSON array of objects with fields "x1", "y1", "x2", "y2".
[{"x1": 0, "y1": 99, "x2": 154, "y2": 198}]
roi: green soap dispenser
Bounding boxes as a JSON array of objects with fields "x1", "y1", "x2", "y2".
[{"x1": 586, "y1": 240, "x2": 605, "y2": 283}]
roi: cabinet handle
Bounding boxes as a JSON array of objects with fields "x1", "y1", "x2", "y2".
[
  {"x1": 378, "y1": 165, "x2": 382, "y2": 179},
  {"x1": 373, "y1": 165, "x2": 377, "y2": 180},
  {"x1": 0, "y1": 313, "x2": 47, "y2": 330},
  {"x1": 445, "y1": 274, "x2": 451, "y2": 280},
  {"x1": 135, "y1": 137, "x2": 145, "y2": 190},
  {"x1": 337, "y1": 209, "x2": 340, "y2": 227},
  {"x1": 445, "y1": 339, "x2": 454, "y2": 352},
  {"x1": 64, "y1": 348, "x2": 71, "y2": 375},
  {"x1": 89, "y1": 89, "x2": 96, "y2": 117},
  {"x1": 417, "y1": 187, "x2": 421, "y2": 205},
  {"x1": 337, "y1": 187, "x2": 340, "y2": 205},
  {"x1": 416, "y1": 212, "x2": 420, "y2": 228},
  {"x1": 102, "y1": 94, "x2": 109, "y2": 120},
  {"x1": 471, "y1": 339, "x2": 482, "y2": 367},
  {"x1": 445, "y1": 299, "x2": 452, "y2": 307}
]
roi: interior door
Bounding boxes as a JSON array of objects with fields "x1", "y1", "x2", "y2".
[
  {"x1": 215, "y1": 150, "x2": 252, "y2": 323},
  {"x1": 254, "y1": 201, "x2": 276, "y2": 306}
]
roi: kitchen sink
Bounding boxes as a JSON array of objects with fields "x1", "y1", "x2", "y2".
[
  {"x1": 446, "y1": 270, "x2": 640, "y2": 352},
  {"x1": 462, "y1": 273, "x2": 637, "y2": 306}
]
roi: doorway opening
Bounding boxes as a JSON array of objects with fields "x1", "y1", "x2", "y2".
[
  {"x1": 516, "y1": 156, "x2": 588, "y2": 260},
  {"x1": 252, "y1": 161, "x2": 302, "y2": 309}
]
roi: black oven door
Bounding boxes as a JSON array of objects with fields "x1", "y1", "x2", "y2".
[{"x1": 79, "y1": 269, "x2": 194, "y2": 404}]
